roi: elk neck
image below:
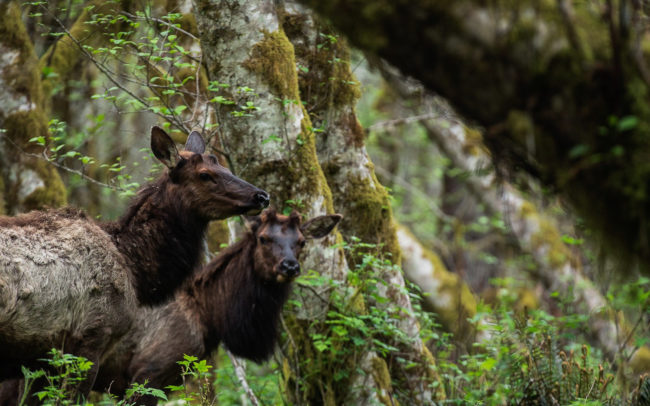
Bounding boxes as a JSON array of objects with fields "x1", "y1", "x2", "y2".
[{"x1": 103, "y1": 175, "x2": 208, "y2": 305}]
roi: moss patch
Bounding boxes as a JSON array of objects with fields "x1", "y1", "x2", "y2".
[
  {"x1": 630, "y1": 346, "x2": 650, "y2": 374},
  {"x1": 515, "y1": 287, "x2": 539, "y2": 312},
  {"x1": 462, "y1": 125, "x2": 486, "y2": 156},
  {"x1": 521, "y1": 202, "x2": 573, "y2": 269},
  {"x1": 3, "y1": 111, "x2": 67, "y2": 209},
  {"x1": 0, "y1": 21, "x2": 67, "y2": 212},
  {"x1": 243, "y1": 30, "x2": 300, "y2": 101},
  {"x1": 283, "y1": 16, "x2": 361, "y2": 114},
  {"x1": 370, "y1": 356, "x2": 396, "y2": 406},
  {"x1": 323, "y1": 167, "x2": 401, "y2": 264}
]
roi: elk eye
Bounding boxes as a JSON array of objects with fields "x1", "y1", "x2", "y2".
[
  {"x1": 199, "y1": 173, "x2": 212, "y2": 182},
  {"x1": 259, "y1": 236, "x2": 269, "y2": 244},
  {"x1": 298, "y1": 240, "x2": 306, "y2": 248}
]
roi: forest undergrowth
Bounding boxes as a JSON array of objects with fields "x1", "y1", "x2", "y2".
[{"x1": 17, "y1": 240, "x2": 650, "y2": 405}]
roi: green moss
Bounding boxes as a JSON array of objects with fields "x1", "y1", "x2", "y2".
[
  {"x1": 323, "y1": 167, "x2": 401, "y2": 264},
  {"x1": 519, "y1": 201, "x2": 575, "y2": 269},
  {"x1": 277, "y1": 10, "x2": 308, "y2": 41},
  {"x1": 236, "y1": 113, "x2": 334, "y2": 214},
  {"x1": 39, "y1": 1, "x2": 114, "y2": 101},
  {"x1": 0, "y1": 2, "x2": 43, "y2": 108},
  {"x1": 630, "y1": 346, "x2": 650, "y2": 374},
  {"x1": 243, "y1": 30, "x2": 299, "y2": 101},
  {"x1": 370, "y1": 356, "x2": 396, "y2": 406},
  {"x1": 343, "y1": 111, "x2": 365, "y2": 149},
  {"x1": 296, "y1": 112, "x2": 335, "y2": 213},
  {"x1": 2, "y1": 111, "x2": 66, "y2": 209},
  {"x1": 281, "y1": 315, "x2": 335, "y2": 404},
  {"x1": 283, "y1": 16, "x2": 361, "y2": 113},
  {"x1": 524, "y1": 205, "x2": 572, "y2": 269},
  {"x1": 2, "y1": 110, "x2": 47, "y2": 150},
  {"x1": 519, "y1": 200, "x2": 536, "y2": 218},
  {"x1": 0, "y1": 8, "x2": 67, "y2": 212},
  {"x1": 3, "y1": 112, "x2": 67, "y2": 210},
  {"x1": 462, "y1": 126, "x2": 485, "y2": 156},
  {"x1": 515, "y1": 287, "x2": 539, "y2": 312},
  {"x1": 178, "y1": 13, "x2": 198, "y2": 37},
  {"x1": 421, "y1": 346, "x2": 446, "y2": 399},
  {"x1": 506, "y1": 110, "x2": 535, "y2": 145}
]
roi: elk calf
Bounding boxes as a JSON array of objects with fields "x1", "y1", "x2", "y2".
[
  {"x1": 93, "y1": 209, "x2": 341, "y2": 404},
  {"x1": 0, "y1": 126, "x2": 268, "y2": 399}
]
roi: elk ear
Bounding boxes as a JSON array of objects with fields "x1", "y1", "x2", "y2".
[
  {"x1": 185, "y1": 130, "x2": 206, "y2": 154},
  {"x1": 151, "y1": 126, "x2": 181, "y2": 168},
  {"x1": 301, "y1": 214, "x2": 342, "y2": 239}
]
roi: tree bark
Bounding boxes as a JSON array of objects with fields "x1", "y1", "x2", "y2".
[
  {"x1": 193, "y1": 1, "x2": 396, "y2": 403},
  {"x1": 280, "y1": 3, "x2": 444, "y2": 401},
  {"x1": 0, "y1": 1, "x2": 67, "y2": 214},
  {"x1": 297, "y1": 0, "x2": 650, "y2": 274}
]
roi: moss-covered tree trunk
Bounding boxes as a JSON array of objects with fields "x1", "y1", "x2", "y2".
[
  {"x1": 193, "y1": 1, "x2": 399, "y2": 403},
  {"x1": 280, "y1": 4, "x2": 447, "y2": 400},
  {"x1": 0, "y1": 1, "x2": 66, "y2": 214},
  {"x1": 298, "y1": 0, "x2": 650, "y2": 275}
]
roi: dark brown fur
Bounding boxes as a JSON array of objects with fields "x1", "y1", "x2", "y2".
[
  {"x1": 92, "y1": 209, "x2": 341, "y2": 405},
  {"x1": 0, "y1": 127, "x2": 268, "y2": 403},
  {"x1": 102, "y1": 128, "x2": 270, "y2": 305}
]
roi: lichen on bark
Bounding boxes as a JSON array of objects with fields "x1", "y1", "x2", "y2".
[{"x1": 397, "y1": 225, "x2": 477, "y2": 340}]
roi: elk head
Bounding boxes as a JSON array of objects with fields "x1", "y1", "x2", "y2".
[
  {"x1": 247, "y1": 209, "x2": 342, "y2": 283},
  {"x1": 151, "y1": 126, "x2": 269, "y2": 220}
]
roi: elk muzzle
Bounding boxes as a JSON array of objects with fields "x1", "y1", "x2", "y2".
[{"x1": 279, "y1": 258, "x2": 300, "y2": 279}]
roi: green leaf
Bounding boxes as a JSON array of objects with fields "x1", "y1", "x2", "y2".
[
  {"x1": 262, "y1": 134, "x2": 281, "y2": 144},
  {"x1": 173, "y1": 105, "x2": 188, "y2": 115},
  {"x1": 480, "y1": 357, "x2": 497, "y2": 371},
  {"x1": 617, "y1": 115, "x2": 638, "y2": 132},
  {"x1": 568, "y1": 144, "x2": 589, "y2": 159}
]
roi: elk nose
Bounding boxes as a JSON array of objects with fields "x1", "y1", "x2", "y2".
[
  {"x1": 254, "y1": 191, "x2": 270, "y2": 208},
  {"x1": 280, "y1": 259, "x2": 300, "y2": 277}
]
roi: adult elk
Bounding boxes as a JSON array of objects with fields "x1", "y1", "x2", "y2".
[
  {"x1": 92, "y1": 209, "x2": 341, "y2": 405},
  {"x1": 0, "y1": 126, "x2": 269, "y2": 400}
]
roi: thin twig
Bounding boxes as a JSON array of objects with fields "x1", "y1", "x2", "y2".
[
  {"x1": 40, "y1": 4, "x2": 189, "y2": 134},
  {"x1": 373, "y1": 164, "x2": 454, "y2": 223},
  {"x1": 0, "y1": 135, "x2": 124, "y2": 192},
  {"x1": 121, "y1": 11, "x2": 198, "y2": 40},
  {"x1": 366, "y1": 113, "x2": 442, "y2": 133},
  {"x1": 226, "y1": 350, "x2": 260, "y2": 406}
]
